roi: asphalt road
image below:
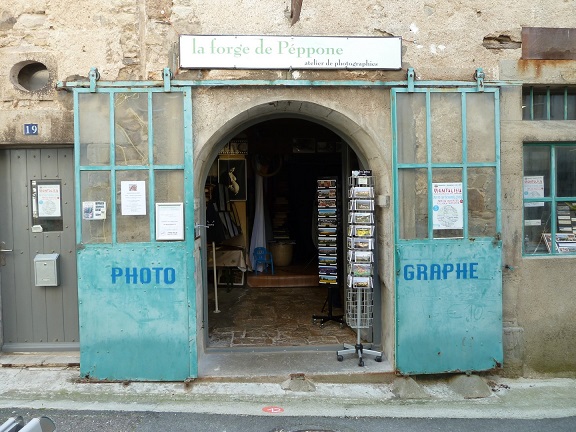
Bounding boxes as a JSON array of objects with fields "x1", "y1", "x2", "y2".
[{"x1": 2, "y1": 409, "x2": 576, "y2": 432}]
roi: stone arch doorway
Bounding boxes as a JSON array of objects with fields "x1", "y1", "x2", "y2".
[{"x1": 196, "y1": 100, "x2": 389, "y2": 355}]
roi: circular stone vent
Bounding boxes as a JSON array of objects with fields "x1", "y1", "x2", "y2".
[{"x1": 11, "y1": 61, "x2": 50, "y2": 92}]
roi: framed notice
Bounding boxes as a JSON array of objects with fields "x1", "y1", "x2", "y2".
[
  {"x1": 156, "y1": 203, "x2": 184, "y2": 241},
  {"x1": 36, "y1": 183, "x2": 62, "y2": 218}
]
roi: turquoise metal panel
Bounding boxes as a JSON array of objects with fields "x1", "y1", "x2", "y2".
[
  {"x1": 74, "y1": 86, "x2": 196, "y2": 381},
  {"x1": 77, "y1": 244, "x2": 190, "y2": 380},
  {"x1": 392, "y1": 86, "x2": 502, "y2": 374},
  {"x1": 395, "y1": 240, "x2": 503, "y2": 374}
]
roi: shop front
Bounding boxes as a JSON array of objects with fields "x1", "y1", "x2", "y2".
[{"x1": 57, "y1": 35, "x2": 505, "y2": 380}]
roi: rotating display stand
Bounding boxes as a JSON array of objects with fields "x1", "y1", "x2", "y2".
[
  {"x1": 337, "y1": 171, "x2": 382, "y2": 366},
  {"x1": 313, "y1": 177, "x2": 345, "y2": 328}
]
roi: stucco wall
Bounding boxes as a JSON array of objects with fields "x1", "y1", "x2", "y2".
[
  {"x1": 500, "y1": 61, "x2": 576, "y2": 377},
  {"x1": 1, "y1": 0, "x2": 576, "y2": 376}
]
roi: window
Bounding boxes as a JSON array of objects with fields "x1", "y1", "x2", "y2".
[
  {"x1": 523, "y1": 144, "x2": 576, "y2": 255},
  {"x1": 31, "y1": 180, "x2": 63, "y2": 231},
  {"x1": 522, "y1": 87, "x2": 576, "y2": 120}
]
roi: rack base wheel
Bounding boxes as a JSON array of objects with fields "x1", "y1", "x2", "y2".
[
  {"x1": 375, "y1": 356, "x2": 382, "y2": 362},
  {"x1": 358, "y1": 359, "x2": 364, "y2": 367},
  {"x1": 337, "y1": 355, "x2": 344, "y2": 362}
]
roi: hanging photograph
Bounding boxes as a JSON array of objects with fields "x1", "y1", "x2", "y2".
[{"x1": 218, "y1": 158, "x2": 247, "y2": 201}]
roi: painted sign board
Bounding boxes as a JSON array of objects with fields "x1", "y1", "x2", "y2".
[
  {"x1": 396, "y1": 240, "x2": 503, "y2": 374},
  {"x1": 77, "y1": 245, "x2": 194, "y2": 380},
  {"x1": 180, "y1": 35, "x2": 402, "y2": 70}
]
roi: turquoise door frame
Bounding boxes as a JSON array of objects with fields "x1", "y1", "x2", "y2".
[
  {"x1": 58, "y1": 66, "x2": 510, "y2": 380},
  {"x1": 72, "y1": 73, "x2": 195, "y2": 380},
  {"x1": 392, "y1": 80, "x2": 503, "y2": 374}
]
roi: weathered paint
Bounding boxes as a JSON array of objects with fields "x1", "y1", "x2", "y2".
[
  {"x1": 74, "y1": 86, "x2": 195, "y2": 381},
  {"x1": 392, "y1": 86, "x2": 502, "y2": 374},
  {"x1": 77, "y1": 245, "x2": 192, "y2": 380},
  {"x1": 395, "y1": 240, "x2": 503, "y2": 374}
]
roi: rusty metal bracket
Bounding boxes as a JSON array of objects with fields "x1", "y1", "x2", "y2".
[
  {"x1": 89, "y1": 67, "x2": 100, "y2": 93},
  {"x1": 474, "y1": 68, "x2": 485, "y2": 92},
  {"x1": 407, "y1": 67, "x2": 415, "y2": 92},
  {"x1": 163, "y1": 67, "x2": 172, "y2": 92}
]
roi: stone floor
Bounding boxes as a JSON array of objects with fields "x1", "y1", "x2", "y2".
[{"x1": 208, "y1": 285, "x2": 362, "y2": 348}]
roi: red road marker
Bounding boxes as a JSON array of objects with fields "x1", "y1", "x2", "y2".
[{"x1": 262, "y1": 406, "x2": 284, "y2": 414}]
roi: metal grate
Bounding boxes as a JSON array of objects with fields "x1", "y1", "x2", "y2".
[
  {"x1": 522, "y1": 86, "x2": 576, "y2": 120},
  {"x1": 346, "y1": 286, "x2": 373, "y2": 329}
]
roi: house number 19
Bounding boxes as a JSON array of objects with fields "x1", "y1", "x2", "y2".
[{"x1": 24, "y1": 124, "x2": 39, "y2": 135}]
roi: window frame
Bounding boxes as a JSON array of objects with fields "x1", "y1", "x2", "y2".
[
  {"x1": 523, "y1": 142, "x2": 576, "y2": 256},
  {"x1": 522, "y1": 86, "x2": 576, "y2": 120}
]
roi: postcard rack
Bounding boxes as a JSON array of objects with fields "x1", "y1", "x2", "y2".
[
  {"x1": 337, "y1": 171, "x2": 382, "y2": 366},
  {"x1": 313, "y1": 177, "x2": 345, "y2": 327}
]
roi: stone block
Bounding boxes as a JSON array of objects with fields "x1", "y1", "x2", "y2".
[
  {"x1": 391, "y1": 376, "x2": 431, "y2": 399},
  {"x1": 449, "y1": 374, "x2": 492, "y2": 399}
]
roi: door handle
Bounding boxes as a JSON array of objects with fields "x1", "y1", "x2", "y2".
[{"x1": 0, "y1": 244, "x2": 11, "y2": 266}]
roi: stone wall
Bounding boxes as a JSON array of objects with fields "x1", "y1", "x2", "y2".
[{"x1": 1, "y1": 0, "x2": 576, "y2": 376}]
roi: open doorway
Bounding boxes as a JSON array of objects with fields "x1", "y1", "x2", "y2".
[{"x1": 204, "y1": 118, "x2": 366, "y2": 349}]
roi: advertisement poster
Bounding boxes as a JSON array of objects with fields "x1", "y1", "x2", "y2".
[
  {"x1": 432, "y1": 182, "x2": 463, "y2": 230},
  {"x1": 37, "y1": 184, "x2": 62, "y2": 217},
  {"x1": 523, "y1": 176, "x2": 544, "y2": 207},
  {"x1": 82, "y1": 201, "x2": 107, "y2": 220},
  {"x1": 121, "y1": 181, "x2": 147, "y2": 216}
]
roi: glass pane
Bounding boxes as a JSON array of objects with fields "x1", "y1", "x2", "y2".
[
  {"x1": 431, "y1": 93, "x2": 462, "y2": 163},
  {"x1": 432, "y1": 168, "x2": 463, "y2": 239},
  {"x1": 567, "y1": 90, "x2": 576, "y2": 120},
  {"x1": 114, "y1": 93, "x2": 149, "y2": 166},
  {"x1": 153, "y1": 93, "x2": 185, "y2": 165},
  {"x1": 468, "y1": 168, "x2": 496, "y2": 237},
  {"x1": 549, "y1": 90, "x2": 565, "y2": 120},
  {"x1": 556, "y1": 146, "x2": 576, "y2": 197},
  {"x1": 79, "y1": 93, "x2": 110, "y2": 166},
  {"x1": 532, "y1": 92, "x2": 546, "y2": 120},
  {"x1": 116, "y1": 171, "x2": 150, "y2": 243},
  {"x1": 523, "y1": 146, "x2": 550, "y2": 197},
  {"x1": 524, "y1": 203, "x2": 551, "y2": 255},
  {"x1": 155, "y1": 170, "x2": 184, "y2": 202},
  {"x1": 80, "y1": 171, "x2": 112, "y2": 243},
  {"x1": 522, "y1": 89, "x2": 532, "y2": 120},
  {"x1": 466, "y1": 93, "x2": 496, "y2": 163},
  {"x1": 396, "y1": 93, "x2": 427, "y2": 164},
  {"x1": 398, "y1": 169, "x2": 428, "y2": 239}
]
